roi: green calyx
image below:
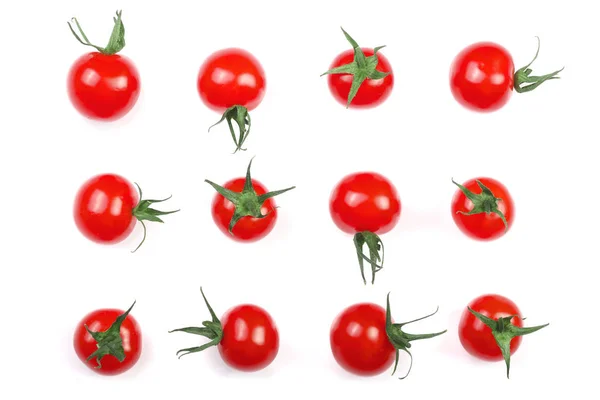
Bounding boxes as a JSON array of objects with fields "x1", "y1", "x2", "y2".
[
  {"x1": 208, "y1": 105, "x2": 251, "y2": 153},
  {"x1": 514, "y1": 36, "x2": 564, "y2": 93},
  {"x1": 85, "y1": 301, "x2": 136, "y2": 368},
  {"x1": 321, "y1": 27, "x2": 390, "y2": 107},
  {"x1": 385, "y1": 293, "x2": 447, "y2": 380},
  {"x1": 131, "y1": 183, "x2": 180, "y2": 253},
  {"x1": 452, "y1": 178, "x2": 508, "y2": 231},
  {"x1": 169, "y1": 287, "x2": 224, "y2": 358},
  {"x1": 204, "y1": 157, "x2": 295, "y2": 233},
  {"x1": 68, "y1": 10, "x2": 126, "y2": 55},
  {"x1": 353, "y1": 231, "x2": 384, "y2": 285},
  {"x1": 468, "y1": 307, "x2": 549, "y2": 378}
]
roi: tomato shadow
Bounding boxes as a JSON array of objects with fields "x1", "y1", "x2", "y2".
[{"x1": 204, "y1": 347, "x2": 278, "y2": 379}]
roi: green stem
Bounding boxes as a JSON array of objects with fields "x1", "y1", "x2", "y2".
[
  {"x1": 208, "y1": 105, "x2": 252, "y2": 153},
  {"x1": 514, "y1": 37, "x2": 564, "y2": 93},
  {"x1": 67, "y1": 10, "x2": 126, "y2": 55},
  {"x1": 353, "y1": 231, "x2": 384, "y2": 285},
  {"x1": 452, "y1": 178, "x2": 508, "y2": 231}
]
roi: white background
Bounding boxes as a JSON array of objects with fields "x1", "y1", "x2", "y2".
[{"x1": 0, "y1": 0, "x2": 597, "y2": 397}]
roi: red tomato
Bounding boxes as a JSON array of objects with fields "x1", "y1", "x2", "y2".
[
  {"x1": 327, "y1": 48, "x2": 393, "y2": 108},
  {"x1": 330, "y1": 172, "x2": 401, "y2": 234},
  {"x1": 197, "y1": 48, "x2": 266, "y2": 112},
  {"x1": 73, "y1": 303, "x2": 141, "y2": 375},
  {"x1": 330, "y1": 303, "x2": 395, "y2": 376},
  {"x1": 211, "y1": 178, "x2": 276, "y2": 242},
  {"x1": 450, "y1": 42, "x2": 514, "y2": 112},
  {"x1": 73, "y1": 173, "x2": 178, "y2": 251},
  {"x1": 451, "y1": 177, "x2": 514, "y2": 241},
  {"x1": 450, "y1": 39, "x2": 563, "y2": 112},
  {"x1": 218, "y1": 304, "x2": 279, "y2": 372},
  {"x1": 67, "y1": 11, "x2": 140, "y2": 121},
  {"x1": 170, "y1": 288, "x2": 279, "y2": 372},
  {"x1": 459, "y1": 294, "x2": 522, "y2": 361}
]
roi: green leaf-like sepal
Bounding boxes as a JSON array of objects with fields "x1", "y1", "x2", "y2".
[
  {"x1": 208, "y1": 105, "x2": 252, "y2": 153},
  {"x1": 321, "y1": 27, "x2": 390, "y2": 107},
  {"x1": 204, "y1": 157, "x2": 295, "y2": 233},
  {"x1": 68, "y1": 10, "x2": 126, "y2": 55},
  {"x1": 353, "y1": 231, "x2": 384, "y2": 285},
  {"x1": 468, "y1": 307, "x2": 549, "y2": 378},
  {"x1": 131, "y1": 183, "x2": 180, "y2": 253},
  {"x1": 514, "y1": 37, "x2": 564, "y2": 93},
  {"x1": 385, "y1": 293, "x2": 446, "y2": 380},
  {"x1": 452, "y1": 178, "x2": 508, "y2": 230},
  {"x1": 85, "y1": 301, "x2": 136, "y2": 368},
  {"x1": 169, "y1": 287, "x2": 224, "y2": 358}
]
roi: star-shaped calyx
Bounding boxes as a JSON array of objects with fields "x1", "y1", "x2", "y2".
[
  {"x1": 204, "y1": 157, "x2": 296, "y2": 233},
  {"x1": 321, "y1": 27, "x2": 390, "y2": 107},
  {"x1": 385, "y1": 293, "x2": 447, "y2": 379},
  {"x1": 514, "y1": 37, "x2": 564, "y2": 93},
  {"x1": 84, "y1": 301, "x2": 136, "y2": 368},
  {"x1": 467, "y1": 307, "x2": 548, "y2": 378},
  {"x1": 452, "y1": 178, "x2": 508, "y2": 230},
  {"x1": 68, "y1": 10, "x2": 126, "y2": 55},
  {"x1": 168, "y1": 287, "x2": 224, "y2": 358}
]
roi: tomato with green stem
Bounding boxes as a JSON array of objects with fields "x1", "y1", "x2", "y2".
[
  {"x1": 73, "y1": 301, "x2": 141, "y2": 375},
  {"x1": 67, "y1": 10, "x2": 141, "y2": 121},
  {"x1": 198, "y1": 48, "x2": 266, "y2": 152},
  {"x1": 330, "y1": 293, "x2": 446, "y2": 379},
  {"x1": 451, "y1": 177, "x2": 514, "y2": 241},
  {"x1": 329, "y1": 172, "x2": 400, "y2": 284},
  {"x1": 73, "y1": 173, "x2": 179, "y2": 252},
  {"x1": 322, "y1": 27, "x2": 393, "y2": 108},
  {"x1": 205, "y1": 158, "x2": 295, "y2": 242},
  {"x1": 459, "y1": 294, "x2": 549, "y2": 378},
  {"x1": 450, "y1": 37, "x2": 563, "y2": 112},
  {"x1": 170, "y1": 287, "x2": 279, "y2": 372}
]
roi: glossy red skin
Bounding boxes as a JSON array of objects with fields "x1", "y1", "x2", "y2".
[
  {"x1": 74, "y1": 174, "x2": 138, "y2": 244},
  {"x1": 327, "y1": 48, "x2": 393, "y2": 108},
  {"x1": 450, "y1": 42, "x2": 515, "y2": 112},
  {"x1": 451, "y1": 177, "x2": 514, "y2": 241},
  {"x1": 211, "y1": 178, "x2": 277, "y2": 242},
  {"x1": 73, "y1": 308, "x2": 142, "y2": 375},
  {"x1": 459, "y1": 294, "x2": 523, "y2": 361},
  {"x1": 330, "y1": 303, "x2": 395, "y2": 376},
  {"x1": 198, "y1": 48, "x2": 266, "y2": 112},
  {"x1": 218, "y1": 304, "x2": 279, "y2": 372},
  {"x1": 330, "y1": 172, "x2": 401, "y2": 234},
  {"x1": 67, "y1": 52, "x2": 141, "y2": 121}
]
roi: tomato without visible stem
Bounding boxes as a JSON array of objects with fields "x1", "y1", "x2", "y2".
[
  {"x1": 211, "y1": 178, "x2": 277, "y2": 242},
  {"x1": 73, "y1": 303, "x2": 141, "y2": 375},
  {"x1": 327, "y1": 48, "x2": 393, "y2": 108},
  {"x1": 67, "y1": 11, "x2": 140, "y2": 121},
  {"x1": 198, "y1": 48, "x2": 266, "y2": 112},
  {"x1": 451, "y1": 177, "x2": 514, "y2": 241},
  {"x1": 170, "y1": 288, "x2": 279, "y2": 372},
  {"x1": 330, "y1": 303, "x2": 395, "y2": 376},
  {"x1": 459, "y1": 294, "x2": 523, "y2": 361},
  {"x1": 73, "y1": 173, "x2": 178, "y2": 251},
  {"x1": 218, "y1": 304, "x2": 279, "y2": 372}
]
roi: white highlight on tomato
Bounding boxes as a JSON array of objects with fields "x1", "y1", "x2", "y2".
[
  {"x1": 238, "y1": 73, "x2": 257, "y2": 88},
  {"x1": 212, "y1": 68, "x2": 235, "y2": 84},
  {"x1": 490, "y1": 73, "x2": 506, "y2": 85},
  {"x1": 107, "y1": 76, "x2": 129, "y2": 91},
  {"x1": 235, "y1": 318, "x2": 249, "y2": 341},
  {"x1": 366, "y1": 326, "x2": 380, "y2": 341},
  {"x1": 110, "y1": 197, "x2": 123, "y2": 216},
  {"x1": 344, "y1": 191, "x2": 369, "y2": 207},
  {"x1": 88, "y1": 189, "x2": 108, "y2": 213},
  {"x1": 465, "y1": 61, "x2": 486, "y2": 83},
  {"x1": 374, "y1": 195, "x2": 390, "y2": 210},
  {"x1": 252, "y1": 326, "x2": 266, "y2": 345},
  {"x1": 121, "y1": 327, "x2": 131, "y2": 351},
  {"x1": 346, "y1": 321, "x2": 363, "y2": 337},
  {"x1": 81, "y1": 68, "x2": 101, "y2": 87}
]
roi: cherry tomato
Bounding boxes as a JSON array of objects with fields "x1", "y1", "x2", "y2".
[
  {"x1": 450, "y1": 39, "x2": 563, "y2": 112},
  {"x1": 459, "y1": 294, "x2": 548, "y2": 378},
  {"x1": 67, "y1": 11, "x2": 140, "y2": 121},
  {"x1": 323, "y1": 28, "x2": 393, "y2": 108},
  {"x1": 330, "y1": 172, "x2": 400, "y2": 234},
  {"x1": 330, "y1": 303, "x2": 395, "y2": 376},
  {"x1": 170, "y1": 288, "x2": 279, "y2": 372},
  {"x1": 218, "y1": 304, "x2": 279, "y2": 372},
  {"x1": 329, "y1": 172, "x2": 401, "y2": 284},
  {"x1": 459, "y1": 294, "x2": 523, "y2": 361},
  {"x1": 73, "y1": 302, "x2": 141, "y2": 375},
  {"x1": 206, "y1": 158, "x2": 295, "y2": 242},
  {"x1": 197, "y1": 48, "x2": 266, "y2": 112},
  {"x1": 198, "y1": 48, "x2": 266, "y2": 151},
  {"x1": 73, "y1": 174, "x2": 178, "y2": 251},
  {"x1": 451, "y1": 177, "x2": 514, "y2": 241}
]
